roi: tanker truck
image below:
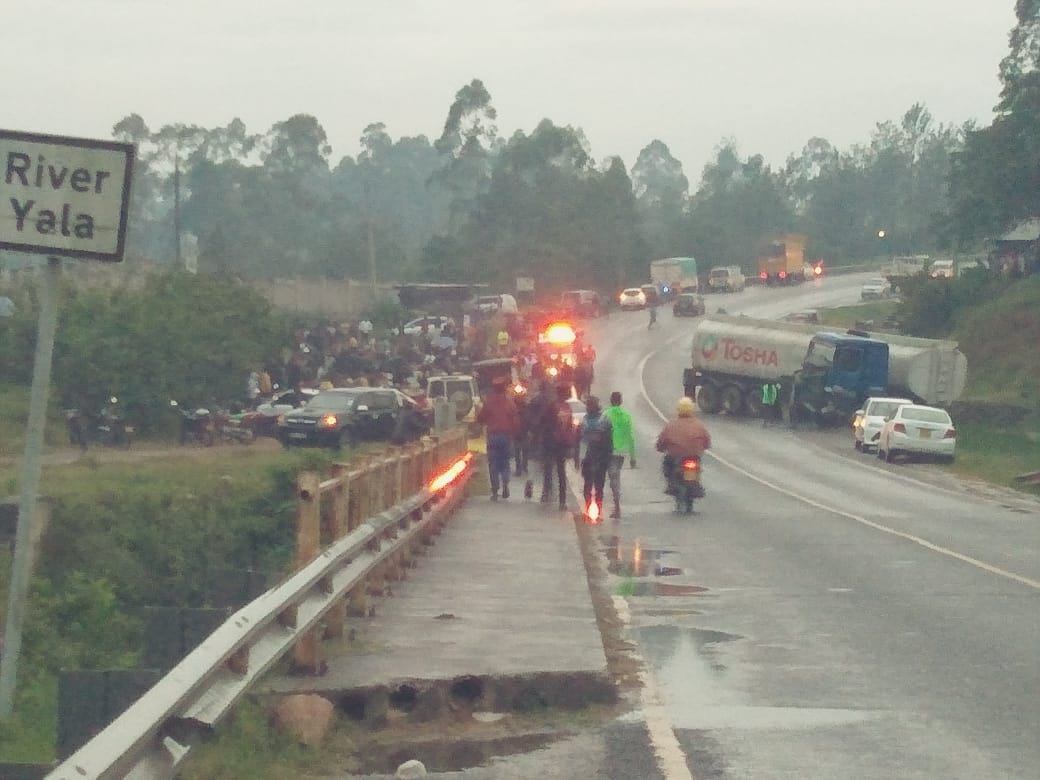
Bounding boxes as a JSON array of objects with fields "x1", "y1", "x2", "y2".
[{"x1": 681, "y1": 314, "x2": 967, "y2": 424}]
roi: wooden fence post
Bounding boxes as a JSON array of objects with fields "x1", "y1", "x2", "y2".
[
  {"x1": 292, "y1": 472, "x2": 323, "y2": 673},
  {"x1": 324, "y1": 464, "x2": 350, "y2": 640}
]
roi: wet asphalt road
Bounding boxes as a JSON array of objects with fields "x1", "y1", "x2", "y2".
[{"x1": 583, "y1": 276, "x2": 1040, "y2": 779}]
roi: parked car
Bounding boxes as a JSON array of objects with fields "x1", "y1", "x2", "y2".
[
  {"x1": 852, "y1": 396, "x2": 912, "y2": 452},
  {"x1": 672, "y1": 293, "x2": 706, "y2": 317},
  {"x1": 278, "y1": 388, "x2": 431, "y2": 449},
  {"x1": 560, "y1": 289, "x2": 603, "y2": 318},
  {"x1": 783, "y1": 309, "x2": 820, "y2": 324},
  {"x1": 640, "y1": 284, "x2": 661, "y2": 306},
  {"x1": 707, "y1": 266, "x2": 746, "y2": 293},
  {"x1": 467, "y1": 294, "x2": 518, "y2": 315},
  {"x1": 426, "y1": 373, "x2": 481, "y2": 434},
  {"x1": 861, "y1": 277, "x2": 893, "y2": 300},
  {"x1": 398, "y1": 315, "x2": 452, "y2": 336},
  {"x1": 618, "y1": 287, "x2": 647, "y2": 310},
  {"x1": 877, "y1": 404, "x2": 956, "y2": 463},
  {"x1": 929, "y1": 259, "x2": 956, "y2": 279}
]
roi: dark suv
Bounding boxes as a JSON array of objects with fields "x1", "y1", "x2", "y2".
[{"x1": 278, "y1": 388, "x2": 431, "y2": 449}]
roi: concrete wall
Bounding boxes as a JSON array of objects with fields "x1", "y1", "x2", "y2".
[{"x1": 1, "y1": 259, "x2": 398, "y2": 319}]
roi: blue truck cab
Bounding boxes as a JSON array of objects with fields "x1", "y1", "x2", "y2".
[{"x1": 795, "y1": 332, "x2": 890, "y2": 422}]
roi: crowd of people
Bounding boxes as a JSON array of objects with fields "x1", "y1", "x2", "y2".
[
  {"x1": 249, "y1": 307, "x2": 712, "y2": 518},
  {"x1": 245, "y1": 308, "x2": 596, "y2": 409}
]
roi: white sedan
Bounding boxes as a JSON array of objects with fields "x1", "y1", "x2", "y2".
[
  {"x1": 619, "y1": 288, "x2": 647, "y2": 310},
  {"x1": 877, "y1": 404, "x2": 956, "y2": 463},
  {"x1": 853, "y1": 396, "x2": 912, "y2": 452},
  {"x1": 860, "y1": 277, "x2": 892, "y2": 300}
]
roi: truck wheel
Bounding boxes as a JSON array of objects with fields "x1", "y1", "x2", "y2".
[
  {"x1": 720, "y1": 385, "x2": 744, "y2": 415},
  {"x1": 696, "y1": 383, "x2": 721, "y2": 414}
]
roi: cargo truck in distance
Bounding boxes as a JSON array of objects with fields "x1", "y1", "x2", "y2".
[
  {"x1": 682, "y1": 314, "x2": 967, "y2": 425},
  {"x1": 755, "y1": 234, "x2": 806, "y2": 286},
  {"x1": 650, "y1": 257, "x2": 699, "y2": 296}
]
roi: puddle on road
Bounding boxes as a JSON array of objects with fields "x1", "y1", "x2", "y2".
[
  {"x1": 354, "y1": 732, "x2": 558, "y2": 774},
  {"x1": 640, "y1": 624, "x2": 883, "y2": 732},
  {"x1": 604, "y1": 536, "x2": 684, "y2": 577}
]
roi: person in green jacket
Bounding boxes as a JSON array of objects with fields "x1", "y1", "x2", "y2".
[{"x1": 604, "y1": 391, "x2": 637, "y2": 519}]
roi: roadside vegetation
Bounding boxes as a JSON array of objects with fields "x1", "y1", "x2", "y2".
[{"x1": 0, "y1": 436, "x2": 345, "y2": 762}]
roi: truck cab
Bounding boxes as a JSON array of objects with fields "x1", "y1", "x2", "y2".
[{"x1": 794, "y1": 333, "x2": 890, "y2": 423}]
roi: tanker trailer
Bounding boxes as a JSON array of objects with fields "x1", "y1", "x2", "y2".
[
  {"x1": 858, "y1": 331, "x2": 967, "y2": 406},
  {"x1": 683, "y1": 315, "x2": 967, "y2": 424}
]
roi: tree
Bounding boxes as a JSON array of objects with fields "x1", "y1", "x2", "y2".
[
  {"x1": 686, "y1": 142, "x2": 794, "y2": 270},
  {"x1": 631, "y1": 140, "x2": 688, "y2": 259},
  {"x1": 430, "y1": 79, "x2": 498, "y2": 234},
  {"x1": 946, "y1": 3, "x2": 1040, "y2": 244}
]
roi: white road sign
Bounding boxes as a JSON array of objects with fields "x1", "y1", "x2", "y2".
[{"x1": 1, "y1": 129, "x2": 134, "y2": 261}]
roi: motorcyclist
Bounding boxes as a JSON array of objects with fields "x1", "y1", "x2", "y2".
[{"x1": 655, "y1": 396, "x2": 711, "y2": 494}]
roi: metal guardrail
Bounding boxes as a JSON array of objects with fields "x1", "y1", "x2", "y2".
[{"x1": 47, "y1": 432, "x2": 472, "y2": 780}]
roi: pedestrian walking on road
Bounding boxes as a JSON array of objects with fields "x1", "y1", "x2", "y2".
[
  {"x1": 604, "y1": 391, "x2": 637, "y2": 519},
  {"x1": 538, "y1": 383, "x2": 575, "y2": 510},
  {"x1": 476, "y1": 375, "x2": 521, "y2": 501},
  {"x1": 578, "y1": 395, "x2": 613, "y2": 517}
]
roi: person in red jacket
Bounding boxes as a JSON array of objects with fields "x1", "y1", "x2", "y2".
[{"x1": 476, "y1": 375, "x2": 521, "y2": 500}]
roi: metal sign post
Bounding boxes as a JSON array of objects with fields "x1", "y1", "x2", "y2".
[
  {"x1": 0, "y1": 129, "x2": 133, "y2": 717},
  {"x1": 0, "y1": 256, "x2": 60, "y2": 716}
]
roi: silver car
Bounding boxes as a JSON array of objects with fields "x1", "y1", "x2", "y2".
[{"x1": 860, "y1": 277, "x2": 892, "y2": 300}]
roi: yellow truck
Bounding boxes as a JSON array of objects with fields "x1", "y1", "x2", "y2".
[{"x1": 755, "y1": 234, "x2": 806, "y2": 286}]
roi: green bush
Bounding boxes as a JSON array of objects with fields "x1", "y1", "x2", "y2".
[
  {"x1": 0, "y1": 447, "x2": 311, "y2": 761},
  {"x1": 1, "y1": 272, "x2": 293, "y2": 435}
]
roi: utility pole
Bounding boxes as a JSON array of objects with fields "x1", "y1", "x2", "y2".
[
  {"x1": 367, "y1": 217, "x2": 378, "y2": 294},
  {"x1": 174, "y1": 154, "x2": 182, "y2": 268},
  {"x1": 0, "y1": 256, "x2": 61, "y2": 716}
]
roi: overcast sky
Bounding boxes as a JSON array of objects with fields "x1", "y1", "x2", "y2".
[{"x1": 4, "y1": 1, "x2": 1017, "y2": 181}]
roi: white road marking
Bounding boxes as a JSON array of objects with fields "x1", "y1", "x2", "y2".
[
  {"x1": 612, "y1": 595, "x2": 695, "y2": 780},
  {"x1": 637, "y1": 349, "x2": 1040, "y2": 592}
]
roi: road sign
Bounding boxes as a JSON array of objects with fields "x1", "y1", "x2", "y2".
[{"x1": 0, "y1": 129, "x2": 134, "y2": 262}]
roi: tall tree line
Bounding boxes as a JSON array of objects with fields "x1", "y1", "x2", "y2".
[{"x1": 106, "y1": 7, "x2": 1038, "y2": 287}]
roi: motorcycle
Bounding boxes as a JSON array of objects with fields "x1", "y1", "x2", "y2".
[
  {"x1": 212, "y1": 406, "x2": 257, "y2": 444},
  {"x1": 666, "y1": 455, "x2": 704, "y2": 514},
  {"x1": 171, "y1": 400, "x2": 215, "y2": 446},
  {"x1": 64, "y1": 397, "x2": 134, "y2": 450}
]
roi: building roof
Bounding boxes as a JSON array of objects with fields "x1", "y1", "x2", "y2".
[{"x1": 999, "y1": 217, "x2": 1040, "y2": 242}]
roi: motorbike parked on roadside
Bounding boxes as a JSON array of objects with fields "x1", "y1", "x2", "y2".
[
  {"x1": 212, "y1": 405, "x2": 257, "y2": 444},
  {"x1": 64, "y1": 397, "x2": 134, "y2": 450},
  {"x1": 171, "y1": 400, "x2": 215, "y2": 446}
]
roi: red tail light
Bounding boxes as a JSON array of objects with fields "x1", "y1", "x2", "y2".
[
  {"x1": 759, "y1": 272, "x2": 767, "y2": 279},
  {"x1": 893, "y1": 423, "x2": 906, "y2": 434},
  {"x1": 943, "y1": 428, "x2": 957, "y2": 439},
  {"x1": 682, "y1": 459, "x2": 699, "y2": 471},
  {"x1": 779, "y1": 271, "x2": 787, "y2": 279}
]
